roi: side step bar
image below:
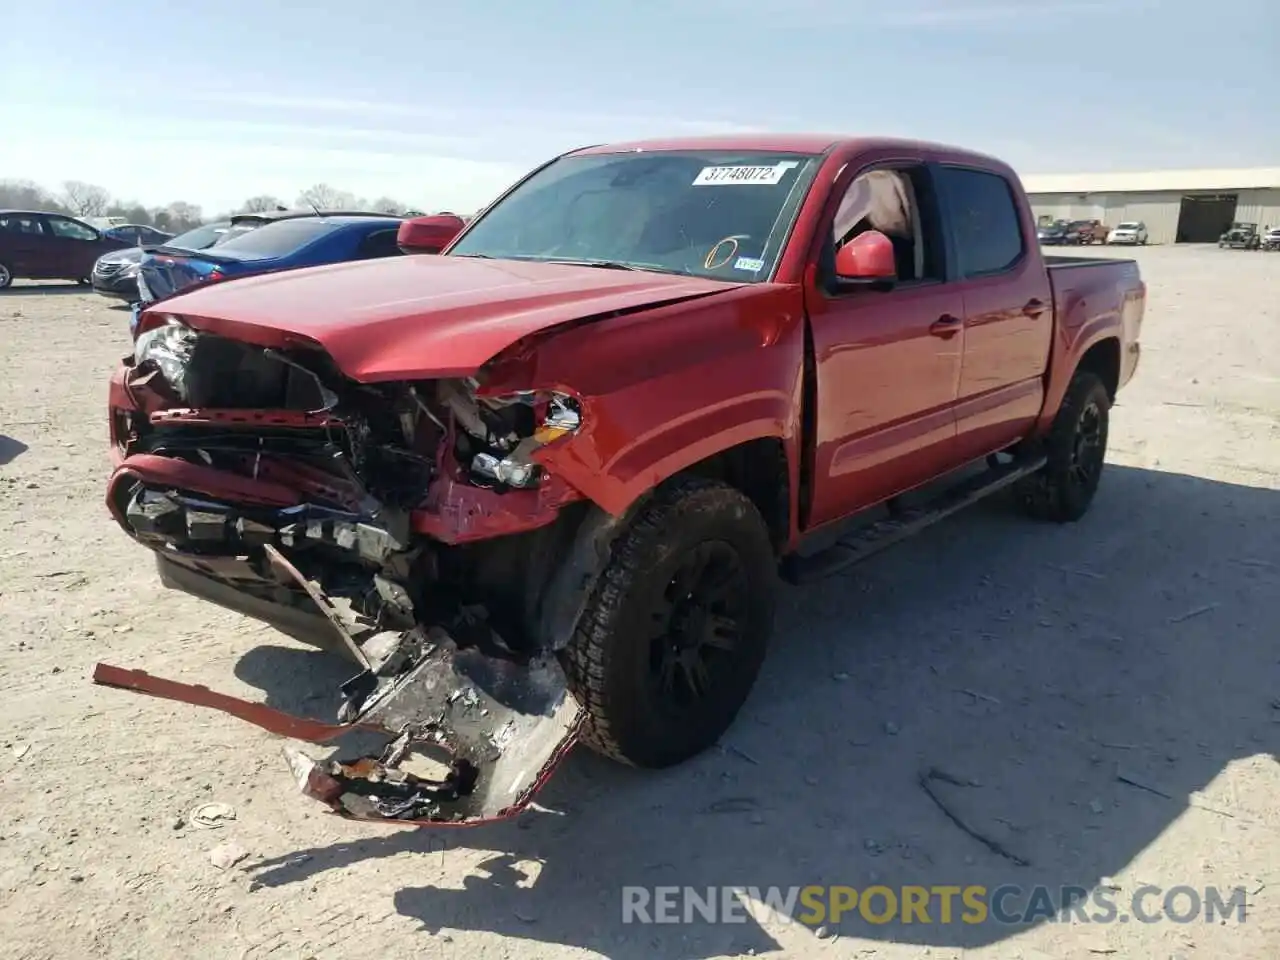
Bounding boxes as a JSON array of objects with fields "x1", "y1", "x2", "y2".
[{"x1": 780, "y1": 454, "x2": 1047, "y2": 585}]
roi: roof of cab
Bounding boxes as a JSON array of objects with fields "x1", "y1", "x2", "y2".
[
  {"x1": 567, "y1": 134, "x2": 1006, "y2": 166},
  {"x1": 229, "y1": 209, "x2": 400, "y2": 225}
]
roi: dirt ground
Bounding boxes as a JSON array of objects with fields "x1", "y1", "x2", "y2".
[{"x1": 1, "y1": 245, "x2": 1278, "y2": 960}]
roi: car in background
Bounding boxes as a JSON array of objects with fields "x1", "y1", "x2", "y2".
[
  {"x1": 0, "y1": 209, "x2": 132, "y2": 289},
  {"x1": 1065, "y1": 219, "x2": 1108, "y2": 245},
  {"x1": 131, "y1": 214, "x2": 405, "y2": 331},
  {"x1": 93, "y1": 219, "x2": 259, "y2": 302},
  {"x1": 1106, "y1": 221, "x2": 1148, "y2": 245},
  {"x1": 85, "y1": 216, "x2": 129, "y2": 231},
  {"x1": 104, "y1": 224, "x2": 174, "y2": 246},
  {"x1": 1219, "y1": 222, "x2": 1260, "y2": 249},
  {"x1": 1037, "y1": 219, "x2": 1072, "y2": 244},
  {"x1": 1262, "y1": 226, "x2": 1280, "y2": 251}
]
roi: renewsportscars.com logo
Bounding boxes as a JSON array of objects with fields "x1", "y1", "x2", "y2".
[{"x1": 621, "y1": 884, "x2": 1249, "y2": 927}]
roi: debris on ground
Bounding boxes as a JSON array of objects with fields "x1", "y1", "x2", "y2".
[
  {"x1": 1167, "y1": 603, "x2": 1219, "y2": 624},
  {"x1": 958, "y1": 688, "x2": 1002, "y2": 705},
  {"x1": 726, "y1": 745, "x2": 760, "y2": 765},
  {"x1": 189, "y1": 802, "x2": 237, "y2": 828},
  {"x1": 918, "y1": 767, "x2": 1030, "y2": 867},
  {"x1": 701, "y1": 797, "x2": 759, "y2": 814},
  {"x1": 207, "y1": 842, "x2": 250, "y2": 870}
]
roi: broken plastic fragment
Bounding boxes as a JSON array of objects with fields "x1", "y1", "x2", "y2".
[{"x1": 92, "y1": 631, "x2": 584, "y2": 825}]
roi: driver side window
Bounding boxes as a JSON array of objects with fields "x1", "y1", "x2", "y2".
[
  {"x1": 829, "y1": 165, "x2": 940, "y2": 284},
  {"x1": 47, "y1": 217, "x2": 99, "y2": 241}
]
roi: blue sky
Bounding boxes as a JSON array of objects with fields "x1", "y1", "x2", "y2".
[{"x1": 2, "y1": 0, "x2": 1275, "y2": 215}]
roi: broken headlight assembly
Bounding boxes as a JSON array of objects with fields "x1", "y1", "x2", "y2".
[
  {"x1": 133, "y1": 317, "x2": 198, "y2": 399},
  {"x1": 445, "y1": 385, "x2": 583, "y2": 489}
]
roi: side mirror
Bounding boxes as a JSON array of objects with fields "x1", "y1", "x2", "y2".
[
  {"x1": 397, "y1": 214, "x2": 466, "y2": 255},
  {"x1": 832, "y1": 230, "x2": 896, "y2": 289}
]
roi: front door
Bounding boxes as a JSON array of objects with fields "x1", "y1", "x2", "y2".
[
  {"x1": 934, "y1": 165, "x2": 1053, "y2": 463},
  {"x1": 44, "y1": 215, "x2": 109, "y2": 280},
  {"x1": 804, "y1": 162, "x2": 965, "y2": 528}
]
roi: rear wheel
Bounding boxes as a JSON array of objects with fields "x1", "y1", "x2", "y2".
[
  {"x1": 0, "y1": 262, "x2": 12, "y2": 290},
  {"x1": 1014, "y1": 370, "x2": 1110, "y2": 523},
  {"x1": 564, "y1": 476, "x2": 776, "y2": 768}
]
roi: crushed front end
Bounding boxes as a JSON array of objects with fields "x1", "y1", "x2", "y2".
[{"x1": 98, "y1": 314, "x2": 591, "y2": 825}]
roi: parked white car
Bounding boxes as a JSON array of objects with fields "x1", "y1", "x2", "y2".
[{"x1": 1107, "y1": 221, "x2": 1148, "y2": 245}]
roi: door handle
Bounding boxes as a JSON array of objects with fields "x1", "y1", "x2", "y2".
[
  {"x1": 929, "y1": 314, "x2": 963, "y2": 338},
  {"x1": 1022, "y1": 298, "x2": 1047, "y2": 318}
]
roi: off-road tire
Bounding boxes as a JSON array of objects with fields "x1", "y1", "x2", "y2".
[
  {"x1": 1014, "y1": 370, "x2": 1110, "y2": 523},
  {"x1": 563, "y1": 476, "x2": 776, "y2": 768}
]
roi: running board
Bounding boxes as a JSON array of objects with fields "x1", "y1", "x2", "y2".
[{"x1": 780, "y1": 454, "x2": 1047, "y2": 585}]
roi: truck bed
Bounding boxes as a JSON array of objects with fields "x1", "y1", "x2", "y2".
[{"x1": 1045, "y1": 253, "x2": 1145, "y2": 394}]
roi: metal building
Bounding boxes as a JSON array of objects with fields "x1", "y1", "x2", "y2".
[{"x1": 1021, "y1": 167, "x2": 1280, "y2": 245}]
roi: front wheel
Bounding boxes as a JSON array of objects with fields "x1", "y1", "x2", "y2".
[
  {"x1": 564, "y1": 476, "x2": 776, "y2": 768},
  {"x1": 1013, "y1": 370, "x2": 1110, "y2": 523}
]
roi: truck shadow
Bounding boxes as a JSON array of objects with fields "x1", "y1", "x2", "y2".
[
  {"x1": 0, "y1": 435, "x2": 29, "y2": 466},
  {"x1": 238, "y1": 464, "x2": 1280, "y2": 956}
]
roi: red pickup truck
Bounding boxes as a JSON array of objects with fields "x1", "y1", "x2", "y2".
[{"x1": 96, "y1": 134, "x2": 1145, "y2": 826}]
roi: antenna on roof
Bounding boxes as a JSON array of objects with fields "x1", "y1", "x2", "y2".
[{"x1": 307, "y1": 201, "x2": 326, "y2": 220}]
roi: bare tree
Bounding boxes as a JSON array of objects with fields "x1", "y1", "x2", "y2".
[
  {"x1": 370, "y1": 196, "x2": 405, "y2": 215},
  {"x1": 239, "y1": 195, "x2": 285, "y2": 213},
  {"x1": 62, "y1": 180, "x2": 112, "y2": 217},
  {"x1": 296, "y1": 183, "x2": 358, "y2": 211},
  {"x1": 0, "y1": 179, "x2": 69, "y2": 214},
  {"x1": 162, "y1": 202, "x2": 204, "y2": 232},
  {"x1": 123, "y1": 203, "x2": 153, "y2": 226}
]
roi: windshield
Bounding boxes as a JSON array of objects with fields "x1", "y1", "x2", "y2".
[
  {"x1": 448, "y1": 150, "x2": 822, "y2": 281},
  {"x1": 1117, "y1": 222, "x2": 1139, "y2": 229},
  {"x1": 206, "y1": 218, "x2": 339, "y2": 261},
  {"x1": 164, "y1": 221, "x2": 244, "y2": 251}
]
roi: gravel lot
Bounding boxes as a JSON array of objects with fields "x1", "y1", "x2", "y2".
[{"x1": 2, "y1": 245, "x2": 1278, "y2": 960}]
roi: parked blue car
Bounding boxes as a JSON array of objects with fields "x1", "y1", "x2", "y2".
[{"x1": 131, "y1": 213, "x2": 404, "y2": 333}]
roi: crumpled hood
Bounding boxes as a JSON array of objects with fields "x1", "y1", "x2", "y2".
[{"x1": 154, "y1": 255, "x2": 746, "y2": 381}]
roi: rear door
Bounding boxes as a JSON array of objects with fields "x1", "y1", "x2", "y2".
[
  {"x1": 44, "y1": 215, "x2": 112, "y2": 279},
  {"x1": 935, "y1": 165, "x2": 1053, "y2": 463},
  {"x1": 0, "y1": 213, "x2": 55, "y2": 278}
]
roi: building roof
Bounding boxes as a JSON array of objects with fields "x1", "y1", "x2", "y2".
[{"x1": 1021, "y1": 167, "x2": 1280, "y2": 195}]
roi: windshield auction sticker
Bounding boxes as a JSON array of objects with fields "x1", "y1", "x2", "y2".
[{"x1": 693, "y1": 161, "x2": 799, "y2": 186}]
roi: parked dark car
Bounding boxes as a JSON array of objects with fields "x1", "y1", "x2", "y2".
[
  {"x1": 1064, "y1": 219, "x2": 1108, "y2": 245},
  {"x1": 104, "y1": 224, "x2": 175, "y2": 246},
  {"x1": 1037, "y1": 220, "x2": 1071, "y2": 244},
  {"x1": 0, "y1": 210, "x2": 132, "y2": 289},
  {"x1": 93, "y1": 219, "x2": 261, "y2": 301},
  {"x1": 131, "y1": 213, "x2": 404, "y2": 332},
  {"x1": 1219, "y1": 222, "x2": 1260, "y2": 249}
]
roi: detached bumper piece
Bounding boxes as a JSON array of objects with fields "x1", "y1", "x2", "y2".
[{"x1": 94, "y1": 620, "x2": 583, "y2": 827}]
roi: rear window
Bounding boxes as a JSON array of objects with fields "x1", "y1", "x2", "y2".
[
  {"x1": 166, "y1": 221, "x2": 236, "y2": 251},
  {"x1": 209, "y1": 218, "x2": 338, "y2": 260},
  {"x1": 937, "y1": 167, "x2": 1024, "y2": 276}
]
